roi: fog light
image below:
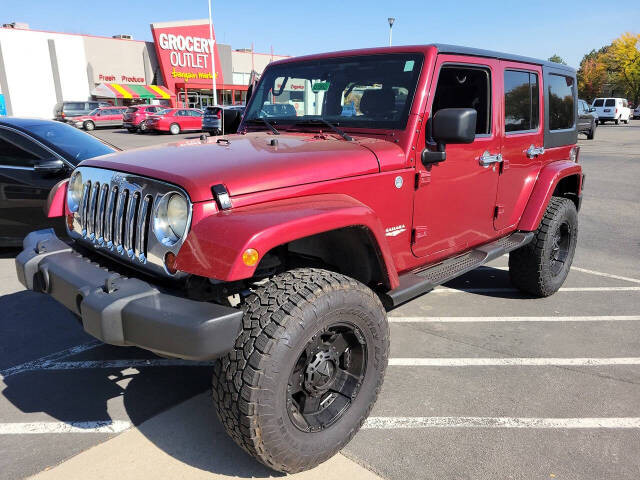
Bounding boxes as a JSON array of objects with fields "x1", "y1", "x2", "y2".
[
  {"x1": 165, "y1": 252, "x2": 178, "y2": 274},
  {"x1": 242, "y1": 248, "x2": 259, "y2": 266}
]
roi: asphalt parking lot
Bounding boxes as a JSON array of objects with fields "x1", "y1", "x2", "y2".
[{"x1": 1, "y1": 124, "x2": 639, "y2": 479}]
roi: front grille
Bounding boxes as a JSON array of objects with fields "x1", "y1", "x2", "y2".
[
  {"x1": 68, "y1": 166, "x2": 191, "y2": 277},
  {"x1": 78, "y1": 181, "x2": 153, "y2": 260}
]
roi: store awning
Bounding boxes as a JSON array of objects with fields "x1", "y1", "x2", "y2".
[{"x1": 91, "y1": 83, "x2": 175, "y2": 100}]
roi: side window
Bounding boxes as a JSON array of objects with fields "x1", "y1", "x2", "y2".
[
  {"x1": 504, "y1": 70, "x2": 540, "y2": 133},
  {"x1": 147, "y1": 107, "x2": 156, "y2": 113},
  {"x1": 0, "y1": 130, "x2": 47, "y2": 168},
  {"x1": 432, "y1": 65, "x2": 492, "y2": 135},
  {"x1": 548, "y1": 74, "x2": 575, "y2": 131},
  {"x1": 593, "y1": 99, "x2": 604, "y2": 107}
]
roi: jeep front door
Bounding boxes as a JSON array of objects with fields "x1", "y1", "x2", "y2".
[
  {"x1": 494, "y1": 63, "x2": 544, "y2": 230},
  {"x1": 412, "y1": 57, "x2": 501, "y2": 259}
]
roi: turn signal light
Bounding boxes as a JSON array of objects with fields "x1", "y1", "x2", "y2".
[
  {"x1": 165, "y1": 252, "x2": 178, "y2": 274},
  {"x1": 242, "y1": 248, "x2": 259, "y2": 267}
]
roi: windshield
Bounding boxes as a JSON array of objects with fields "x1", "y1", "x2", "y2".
[
  {"x1": 244, "y1": 53, "x2": 423, "y2": 130},
  {"x1": 87, "y1": 108, "x2": 100, "y2": 116},
  {"x1": 28, "y1": 122, "x2": 115, "y2": 163}
]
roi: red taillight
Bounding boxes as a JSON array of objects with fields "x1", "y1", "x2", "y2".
[
  {"x1": 61, "y1": 112, "x2": 65, "y2": 118},
  {"x1": 615, "y1": 108, "x2": 618, "y2": 114},
  {"x1": 216, "y1": 110, "x2": 222, "y2": 119}
]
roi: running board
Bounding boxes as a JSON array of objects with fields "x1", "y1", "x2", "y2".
[{"x1": 384, "y1": 232, "x2": 534, "y2": 307}]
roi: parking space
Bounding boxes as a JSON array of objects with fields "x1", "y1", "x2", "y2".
[{"x1": 0, "y1": 125, "x2": 638, "y2": 479}]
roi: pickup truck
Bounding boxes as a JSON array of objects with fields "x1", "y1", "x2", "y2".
[{"x1": 16, "y1": 44, "x2": 583, "y2": 473}]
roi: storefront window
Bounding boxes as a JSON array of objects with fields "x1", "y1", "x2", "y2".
[
  {"x1": 218, "y1": 89, "x2": 232, "y2": 105},
  {"x1": 234, "y1": 90, "x2": 246, "y2": 105}
]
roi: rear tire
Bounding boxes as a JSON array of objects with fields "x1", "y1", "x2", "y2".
[
  {"x1": 169, "y1": 123, "x2": 180, "y2": 135},
  {"x1": 138, "y1": 121, "x2": 149, "y2": 133},
  {"x1": 83, "y1": 121, "x2": 95, "y2": 131},
  {"x1": 509, "y1": 197, "x2": 578, "y2": 297},
  {"x1": 212, "y1": 268, "x2": 389, "y2": 473},
  {"x1": 127, "y1": 128, "x2": 136, "y2": 133},
  {"x1": 615, "y1": 118, "x2": 620, "y2": 125}
]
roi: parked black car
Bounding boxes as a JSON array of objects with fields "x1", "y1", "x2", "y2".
[
  {"x1": 53, "y1": 101, "x2": 110, "y2": 122},
  {"x1": 0, "y1": 118, "x2": 116, "y2": 246},
  {"x1": 577, "y1": 99, "x2": 597, "y2": 140},
  {"x1": 202, "y1": 105, "x2": 244, "y2": 135}
]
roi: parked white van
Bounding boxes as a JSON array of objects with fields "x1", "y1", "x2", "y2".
[{"x1": 592, "y1": 98, "x2": 632, "y2": 124}]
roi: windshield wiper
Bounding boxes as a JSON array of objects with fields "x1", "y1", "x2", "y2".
[
  {"x1": 292, "y1": 119, "x2": 353, "y2": 142},
  {"x1": 245, "y1": 118, "x2": 280, "y2": 135}
]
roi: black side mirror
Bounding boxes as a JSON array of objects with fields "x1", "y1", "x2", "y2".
[
  {"x1": 34, "y1": 159, "x2": 65, "y2": 174},
  {"x1": 422, "y1": 108, "x2": 477, "y2": 166}
]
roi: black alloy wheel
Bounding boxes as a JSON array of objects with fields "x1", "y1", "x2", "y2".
[
  {"x1": 549, "y1": 221, "x2": 571, "y2": 277},
  {"x1": 287, "y1": 323, "x2": 367, "y2": 433}
]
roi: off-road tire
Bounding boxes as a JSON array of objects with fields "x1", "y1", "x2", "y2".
[
  {"x1": 212, "y1": 268, "x2": 389, "y2": 473},
  {"x1": 509, "y1": 197, "x2": 578, "y2": 297},
  {"x1": 83, "y1": 121, "x2": 95, "y2": 131}
]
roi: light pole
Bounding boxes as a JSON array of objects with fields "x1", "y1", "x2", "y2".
[
  {"x1": 388, "y1": 17, "x2": 395, "y2": 46},
  {"x1": 208, "y1": 0, "x2": 218, "y2": 105}
]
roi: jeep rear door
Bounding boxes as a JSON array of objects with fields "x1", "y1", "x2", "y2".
[
  {"x1": 411, "y1": 56, "x2": 501, "y2": 259},
  {"x1": 494, "y1": 62, "x2": 544, "y2": 230}
]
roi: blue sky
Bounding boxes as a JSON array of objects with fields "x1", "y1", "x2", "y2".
[{"x1": 3, "y1": 0, "x2": 639, "y2": 68}]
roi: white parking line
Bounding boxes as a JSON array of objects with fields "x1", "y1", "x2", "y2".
[
  {"x1": 0, "y1": 341, "x2": 102, "y2": 380},
  {"x1": 0, "y1": 420, "x2": 132, "y2": 434},
  {"x1": 481, "y1": 265, "x2": 640, "y2": 283},
  {"x1": 389, "y1": 357, "x2": 640, "y2": 366},
  {"x1": 432, "y1": 286, "x2": 640, "y2": 294},
  {"x1": 389, "y1": 315, "x2": 640, "y2": 323},
  {"x1": 571, "y1": 267, "x2": 640, "y2": 284},
  {"x1": 363, "y1": 417, "x2": 640, "y2": 429}
]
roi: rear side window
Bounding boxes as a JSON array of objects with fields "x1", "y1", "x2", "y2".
[
  {"x1": 126, "y1": 107, "x2": 138, "y2": 113},
  {"x1": 548, "y1": 74, "x2": 575, "y2": 131},
  {"x1": 504, "y1": 70, "x2": 539, "y2": 132},
  {"x1": 63, "y1": 103, "x2": 85, "y2": 111},
  {"x1": 604, "y1": 99, "x2": 615, "y2": 107},
  {"x1": 432, "y1": 65, "x2": 492, "y2": 135},
  {"x1": 593, "y1": 99, "x2": 604, "y2": 107}
]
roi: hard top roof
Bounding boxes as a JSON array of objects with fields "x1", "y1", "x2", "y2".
[{"x1": 271, "y1": 44, "x2": 576, "y2": 74}]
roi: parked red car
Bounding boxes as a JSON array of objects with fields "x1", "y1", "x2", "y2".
[
  {"x1": 122, "y1": 105, "x2": 166, "y2": 133},
  {"x1": 68, "y1": 107, "x2": 126, "y2": 131},
  {"x1": 146, "y1": 108, "x2": 203, "y2": 134}
]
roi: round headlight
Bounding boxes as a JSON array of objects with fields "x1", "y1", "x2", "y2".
[
  {"x1": 167, "y1": 194, "x2": 188, "y2": 238},
  {"x1": 153, "y1": 193, "x2": 189, "y2": 246},
  {"x1": 67, "y1": 171, "x2": 83, "y2": 213}
]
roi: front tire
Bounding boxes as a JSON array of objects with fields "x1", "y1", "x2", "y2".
[
  {"x1": 509, "y1": 197, "x2": 578, "y2": 297},
  {"x1": 212, "y1": 268, "x2": 389, "y2": 473},
  {"x1": 587, "y1": 123, "x2": 595, "y2": 140},
  {"x1": 83, "y1": 121, "x2": 95, "y2": 131}
]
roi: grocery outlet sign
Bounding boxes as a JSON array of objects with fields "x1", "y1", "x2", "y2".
[{"x1": 151, "y1": 20, "x2": 223, "y2": 90}]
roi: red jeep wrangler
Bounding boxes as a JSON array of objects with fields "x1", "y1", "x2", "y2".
[{"x1": 16, "y1": 44, "x2": 583, "y2": 473}]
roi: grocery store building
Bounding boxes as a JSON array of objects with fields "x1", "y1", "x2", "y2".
[{"x1": 0, "y1": 20, "x2": 288, "y2": 119}]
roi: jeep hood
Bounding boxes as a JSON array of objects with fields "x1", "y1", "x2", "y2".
[{"x1": 82, "y1": 132, "x2": 396, "y2": 202}]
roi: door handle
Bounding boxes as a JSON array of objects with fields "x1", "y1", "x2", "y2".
[
  {"x1": 526, "y1": 145, "x2": 545, "y2": 159},
  {"x1": 479, "y1": 151, "x2": 503, "y2": 167}
]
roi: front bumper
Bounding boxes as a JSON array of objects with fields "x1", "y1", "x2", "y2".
[{"x1": 15, "y1": 229, "x2": 243, "y2": 360}]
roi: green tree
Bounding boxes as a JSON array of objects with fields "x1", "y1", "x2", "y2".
[{"x1": 548, "y1": 54, "x2": 568, "y2": 65}]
